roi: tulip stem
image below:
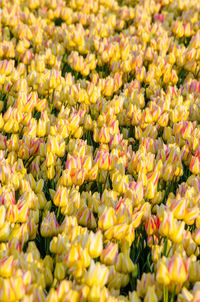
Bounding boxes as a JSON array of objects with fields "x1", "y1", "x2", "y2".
[
  {"x1": 163, "y1": 237, "x2": 168, "y2": 256},
  {"x1": 170, "y1": 284, "x2": 177, "y2": 302},
  {"x1": 163, "y1": 286, "x2": 168, "y2": 302},
  {"x1": 57, "y1": 206, "x2": 60, "y2": 220}
]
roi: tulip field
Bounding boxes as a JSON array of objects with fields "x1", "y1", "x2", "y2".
[{"x1": 1, "y1": 0, "x2": 200, "y2": 301}]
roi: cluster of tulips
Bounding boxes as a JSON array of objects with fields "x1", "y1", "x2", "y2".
[{"x1": 0, "y1": 0, "x2": 200, "y2": 301}]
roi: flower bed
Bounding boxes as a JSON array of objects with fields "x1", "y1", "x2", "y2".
[{"x1": 0, "y1": 0, "x2": 200, "y2": 301}]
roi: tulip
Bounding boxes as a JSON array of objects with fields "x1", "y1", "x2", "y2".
[
  {"x1": 177, "y1": 287, "x2": 193, "y2": 302},
  {"x1": 0, "y1": 205, "x2": 6, "y2": 229},
  {"x1": 168, "y1": 254, "x2": 190, "y2": 284},
  {"x1": 170, "y1": 220, "x2": 185, "y2": 243},
  {"x1": 0, "y1": 222, "x2": 10, "y2": 241},
  {"x1": 77, "y1": 206, "x2": 97, "y2": 229},
  {"x1": 54, "y1": 262, "x2": 66, "y2": 280},
  {"x1": 137, "y1": 273, "x2": 155, "y2": 298},
  {"x1": 169, "y1": 198, "x2": 186, "y2": 220},
  {"x1": 57, "y1": 280, "x2": 72, "y2": 300},
  {"x1": 54, "y1": 186, "x2": 69, "y2": 207},
  {"x1": 87, "y1": 285, "x2": 101, "y2": 302},
  {"x1": 62, "y1": 290, "x2": 80, "y2": 302},
  {"x1": 193, "y1": 228, "x2": 200, "y2": 245},
  {"x1": 98, "y1": 207, "x2": 116, "y2": 230},
  {"x1": 84, "y1": 261, "x2": 109, "y2": 287},
  {"x1": 46, "y1": 288, "x2": 58, "y2": 302},
  {"x1": 40, "y1": 212, "x2": 59, "y2": 237},
  {"x1": 107, "y1": 271, "x2": 122, "y2": 289},
  {"x1": 159, "y1": 211, "x2": 175, "y2": 237},
  {"x1": 0, "y1": 255, "x2": 14, "y2": 278},
  {"x1": 116, "y1": 252, "x2": 136, "y2": 274},
  {"x1": 145, "y1": 215, "x2": 157, "y2": 236},
  {"x1": 129, "y1": 291, "x2": 141, "y2": 302},
  {"x1": 151, "y1": 244, "x2": 162, "y2": 263},
  {"x1": 189, "y1": 155, "x2": 200, "y2": 174},
  {"x1": 87, "y1": 230, "x2": 103, "y2": 259},
  {"x1": 144, "y1": 286, "x2": 158, "y2": 302},
  {"x1": 184, "y1": 207, "x2": 199, "y2": 225},
  {"x1": 104, "y1": 223, "x2": 128, "y2": 241},
  {"x1": 45, "y1": 266, "x2": 53, "y2": 287},
  {"x1": 156, "y1": 257, "x2": 170, "y2": 285},
  {"x1": 100, "y1": 241, "x2": 118, "y2": 266}
]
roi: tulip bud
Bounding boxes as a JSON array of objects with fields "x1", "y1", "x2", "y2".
[
  {"x1": 100, "y1": 242, "x2": 118, "y2": 266},
  {"x1": 98, "y1": 207, "x2": 116, "y2": 230},
  {"x1": 46, "y1": 288, "x2": 58, "y2": 302},
  {"x1": 168, "y1": 254, "x2": 189, "y2": 284},
  {"x1": 84, "y1": 261, "x2": 109, "y2": 287},
  {"x1": 87, "y1": 230, "x2": 103, "y2": 259},
  {"x1": 156, "y1": 257, "x2": 170, "y2": 285},
  {"x1": 0, "y1": 255, "x2": 14, "y2": 278},
  {"x1": 87, "y1": 285, "x2": 101, "y2": 302},
  {"x1": 129, "y1": 291, "x2": 141, "y2": 302},
  {"x1": 0, "y1": 222, "x2": 10, "y2": 241},
  {"x1": 40, "y1": 212, "x2": 59, "y2": 237},
  {"x1": 54, "y1": 262, "x2": 66, "y2": 280},
  {"x1": 144, "y1": 286, "x2": 158, "y2": 302},
  {"x1": 45, "y1": 266, "x2": 53, "y2": 286},
  {"x1": 0, "y1": 205, "x2": 6, "y2": 229}
]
